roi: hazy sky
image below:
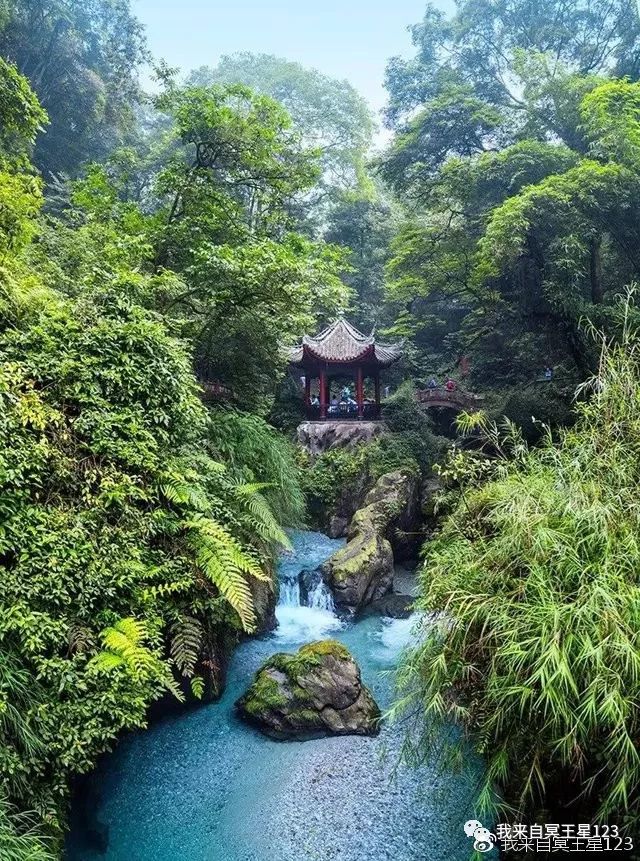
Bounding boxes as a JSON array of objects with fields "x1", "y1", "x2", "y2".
[{"x1": 132, "y1": 0, "x2": 454, "y2": 120}]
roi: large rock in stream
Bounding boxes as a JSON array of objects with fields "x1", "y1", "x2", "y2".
[
  {"x1": 236, "y1": 640, "x2": 381, "y2": 739},
  {"x1": 321, "y1": 469, "x2": 420, "y2": 613}
]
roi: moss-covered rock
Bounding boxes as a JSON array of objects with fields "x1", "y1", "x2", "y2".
[
  {"x1": 322, "y1": 469, "x2": 420, "y2": 613},
  {"x1": 324, "y1": 530, "x2": 394, "y2": 609},
  {"x1": 235, "y1": 640, "x2": 381, "y2": 739}
]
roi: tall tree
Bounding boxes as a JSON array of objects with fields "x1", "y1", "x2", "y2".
[
  {"x1": 0, "y1": 0, "x2": 147, "y2": 178},
  {"x1": 188, "y1": 53, "x2": 375, "y2": 226},
  {"x1": 379, "y1": 1, "x2": 640, "y2": 419},
  {"x1": 0, "y1": 69, "x2": 301, "y2": 849},
  {"x1": 0, "y1": 57, "x2": 46, "y2": 261},
  {"x1": 384, "y1": 0, "x2": 640, "y2": 131},
  {"x1": 150, "y1": 83, "x2": 348, "y2": 405},
  {"x1": 36, "y1": 82, "x2": 349, "y2": 410},
  {"x1": 324, "y1": 189, "x2": 398, "y2": 330}
]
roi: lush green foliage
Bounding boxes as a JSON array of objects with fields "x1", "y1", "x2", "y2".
[
  {"x1": 0, "y1": 63, "x2": 306, "y2": 852},
  {"x1": 381, "y1": 381, "x2": 449, "y2": 469},
  {"x1": 324, "y1": 189, "x2": 399, "y2": 330},
  {"x1": 6, "y1": 0, "x2": 640, "y2": 854},
  {"x1": 0, "y1": 274, "x2": 288, "y2": 825},
  {"x1": 64, "y1": 82, "x2": 350, "y2": 410},
  {"x1": 188, "y1": 53, "x2": 375, "y2": 226},
  {"x1": 0, "y1": 795, "x2": 56, "y2": 861},
  {"x1": 0, "y1": 0, "x2": 147, "y2": 177},
  {"x1": 207, "y1": 408, "x2": 305, "y2": 527},
  {"x1": 397, "y1": 300, "x2": 640, "y2": 825},
  {"x1": 384, "y1": 0, "x2": 639, "y2": 130},
  {"x1": 0, "y1": 56, "x2": 47, "y2": 159},
  {"x1": 300, "y1": 388, "x2": 446, "y2": 518},
  {"x1": 380, "y1": 1, "x2": 640, "y2": 418}
]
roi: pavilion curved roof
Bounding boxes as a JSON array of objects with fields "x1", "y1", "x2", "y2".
[{"x1": 287, "y1": 318, "x2": 403, "y2": 367}]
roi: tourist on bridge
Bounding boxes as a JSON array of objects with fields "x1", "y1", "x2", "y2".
[
  {"x1": 428, "y1": 377, "x2": 438, "y2": 389},
  {"x1": 445, "y1": 378, "x2": 457, "y2": 392}
]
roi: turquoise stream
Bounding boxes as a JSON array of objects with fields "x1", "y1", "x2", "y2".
[{"x1": 66, "y1": 530, "x2": 484, "y2": 861}]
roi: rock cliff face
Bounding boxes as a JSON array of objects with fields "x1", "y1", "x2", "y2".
[
  {"x1": 297, "y1": 420, "x2": 385, "y2": 458},
  {"x1": 249, "y1": 565, "x2": 278, "y2": 634},
  {"x1": 321, "y1": 469, "x2": 421, "y2": 613},
  {"x1": 236, "y1": 640, "x2": 381, "y2": 739}
]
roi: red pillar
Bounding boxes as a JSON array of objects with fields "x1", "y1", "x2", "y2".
[
  {"x1": 319, "y1": 368, "x2": 327, "y2": 419},
  {"x1": 374, "y1": 373, "x2": 380, "y2": 417},
  {"x1": 356, "y1": 366, "x2": 364, "y2": 419},
  {"x1": 304, "y1": 374, "x2": 311, "y2": 407}
]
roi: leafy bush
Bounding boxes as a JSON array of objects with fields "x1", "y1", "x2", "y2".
[
  {"x1": 207, "y1": 407, "x2": 305, "y2": 526},
  {"x1": 298, "y1": 444, "x2": 377, "y2": 514},
  {"x1": 300, "y1": 437, "x2": 422, "y2": 517},
  {"x1": 382, "y1": 381, "x2": 449, "y2": 470},
  {"x1": 0, "y1": 283, "x2": 288, "y2": 837},
  {"x1": 396, "y1": 301, "x2": 640, "y2": 827}
]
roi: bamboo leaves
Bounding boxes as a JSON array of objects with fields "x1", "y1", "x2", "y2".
[{"x1": 399, "y1": 297, "x2": 640, "y2": 825}]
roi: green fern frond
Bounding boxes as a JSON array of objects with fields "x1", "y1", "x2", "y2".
[
  {"x1": 90, "y1": 617, "x2": 184, "y2": 702},
  {"x1": 170, "y1": 615, "x2": 203, "y2": 677},
  {"x1": 190, "y1": 675, "x2": 205, "y2": 700},
  {"x1": 90, "y1": 651, "x2": 126, "y2": 672},
  {"x1": 232, "y1": 481, "x2": 291, "y2": 550},
  {"x1": 158, "y1": 463, "x2": 224, "y2": 512},
  {"x1": 159, "y1": 475, "x2": 210, "y2": 511},
  {"x1": 233, "y1": 481, "x2": 272, "y2": 495},
  {"x1": 187, "y1": 515, "x2": 267, "y2": 578},
  {"x1": 141, "y1": 577, "x2": 193, "y2": 600},
  {"x1": 113, "y1": 616, "x2": 146, "y2": 643},
  {"x1": 185, "y1": 514, "x2": 270, "y2": 632},
  {"x1": 162, "y1": 673, "x2": 186, "y2": 703}
]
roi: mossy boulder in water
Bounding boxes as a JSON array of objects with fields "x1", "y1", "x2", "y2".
[
  {"x1": 323, "y1": 530, "x2": 394, "y2": 610},
  {"x1": 322, "y1": 469, "x2": 420, "y2": 613},
  {"x1": 235, "y1": 640, "x2": 381, "y2": 739}
]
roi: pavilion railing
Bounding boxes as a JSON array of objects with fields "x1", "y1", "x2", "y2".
[{"x1": 304, "y1": 403, "x2": 381, "y2": 421}]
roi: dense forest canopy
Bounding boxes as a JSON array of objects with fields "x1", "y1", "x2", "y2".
[
  {"x1": 3, "y1": 0, "x2": 640, "y2": 855},
  {"x1": 378, "y1": 0, "x2": 640, "y2": 430},
  {"x1": 189, "y1": 54, "x2": 375, "y2": 212},
  {"x1": 0, "y1": 0, "x2": 147, "y2": 178}
]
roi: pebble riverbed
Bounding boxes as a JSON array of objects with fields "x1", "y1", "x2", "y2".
[{"x1": 65, "y1": 530, "x2": 486, "y2": 861}]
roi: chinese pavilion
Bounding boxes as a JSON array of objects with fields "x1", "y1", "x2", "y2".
[{"x1": 288, "y1": 318, "x2": 403, "y2": 420}]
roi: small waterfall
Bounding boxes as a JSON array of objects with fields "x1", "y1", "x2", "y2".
[
  {"x1": 275, "y1": 562, "x2": 341, "y2": 642},
  {"x1": 306, "y1": 578, "x2": 335, "y2": 612},
  {"x1": 279, "y1": 575, "x2": 301, "y2": 608},
  {"x1": 278, "y1": 567, "x2": 334, "y2": 612}
]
